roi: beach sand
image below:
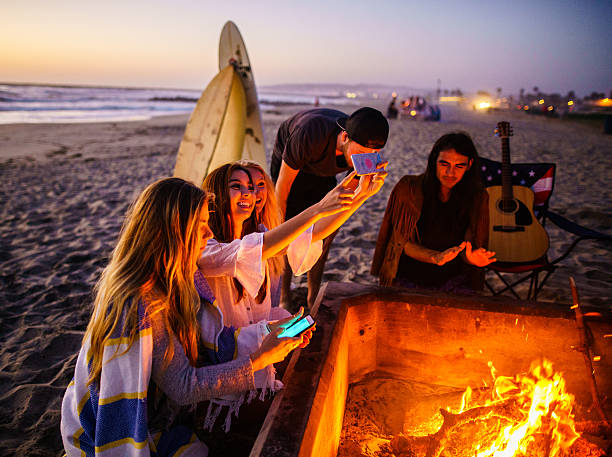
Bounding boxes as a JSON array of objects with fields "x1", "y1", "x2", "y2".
[{"x1": 0, "y1": 104, "x2": 610, "y2": 456}]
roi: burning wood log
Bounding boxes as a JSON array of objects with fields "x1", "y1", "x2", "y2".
[
  {"x1": 343, "y1": 368, "x2": 610, "y2": 457},
  {"x1": 391, "y1": 415, "x2": 608, "y2": 457},
  {"x1": 576, "y1": 420, "x2": 612, "y2": 436},
  {"x1": 390, "y1": 367, "x2": 609, "y2": 457},
  {"x1": 424, "y1": 400, "x2": 521, "y2": 457}
]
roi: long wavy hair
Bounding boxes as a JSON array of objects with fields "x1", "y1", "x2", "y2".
[
  {"x1": 235, "y1": 159, "x2": 284, "y2": 277},
  {"x1": 422, "y1": 132, "x2": 483, "y2": 224},
  {"x1": 85, "y1": 177, "x2": 210, "y2": 385}
]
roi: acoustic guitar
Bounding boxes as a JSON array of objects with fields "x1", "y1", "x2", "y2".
[{"x1": 487, "y1": 121, "x2": 549, "y2": 263}]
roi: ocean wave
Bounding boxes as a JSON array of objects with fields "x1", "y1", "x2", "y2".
[
  {"x1": 149, "y1": 96, "x2": 198, "y2": 102},
  {"x1": 0, "y1": 83, "x2": 366, "y2": 124}
]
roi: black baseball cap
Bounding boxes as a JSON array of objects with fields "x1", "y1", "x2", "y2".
[{"x1": 337, "y1": 107, "x2": 389, "y2": 149}]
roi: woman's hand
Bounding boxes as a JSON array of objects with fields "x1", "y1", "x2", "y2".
[
  {"x1": 313, "y1": 172, "x2": 356, "y2": 217},
  {"x1": 250, "y1": 307, "x2": 313, "y2": 371},
  {"x1": 355, "y1": 161, "x2": 389, "y2": 198},
  {"x1": 250, "y1": 329, "x2": 302, "y2": 371},
  {"x1": 298, "y1": 324, "x2": 315, "y2": 348},
  {"x1": 267, "y1": 307, "x2": 315, "y2": 348},
  {"x1": 267, "y1": 307, "x2": 304, "y2": 334},
  {"x1": 464, "y1": 241, "x2": 496, "y2": 267},
  {"x1": 431, "y1": 242, "x2": 466, "y2": 266}
]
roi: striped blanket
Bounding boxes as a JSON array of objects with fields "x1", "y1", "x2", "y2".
[
  {"x1": 61, "y1": 272, "x2": 275, "y2": 456},
  {"x1": 60, "y1": 300, "x2": 208, "y2": 457}
]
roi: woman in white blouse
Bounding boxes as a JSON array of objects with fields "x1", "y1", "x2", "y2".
[
  {"x1": 197, "y1": 161, "x2": 387, "y2": 328},
  {"x1": 235, "y1": 160, "x2": 286, "y2": 309}
]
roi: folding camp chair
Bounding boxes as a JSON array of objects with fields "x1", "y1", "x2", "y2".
[{"x1": 480, "y1": 157, "x2": 611, "y2": 300}]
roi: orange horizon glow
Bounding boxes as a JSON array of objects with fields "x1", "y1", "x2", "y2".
[{"x1": 2, "y1": 1, "x2": 610, "y2": 95}]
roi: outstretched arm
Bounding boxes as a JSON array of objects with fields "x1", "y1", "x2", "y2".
[
  {"x1": 311, "y1": 162, "x2": 388, "y2": 242},
  {"x1": 261, "y1": 176, "x2": 355, "y2": 260},
  {"x1": 403, "y1": 241, "x2": 466, "y2": 266},
  {"x1": 151, "y1": 312, "x2": 305, "y2": 405}
]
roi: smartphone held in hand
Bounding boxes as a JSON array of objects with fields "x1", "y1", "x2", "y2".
[
  {"x1": 352, "y1": 152, "x2": 382, "y2": 176},
  {"x1": 278, "y1": 315, "x2": 315, "y2": 338}
]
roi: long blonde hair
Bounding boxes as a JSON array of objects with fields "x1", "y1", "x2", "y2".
[
  {"x1": 235, "y1": 159, "x2": 284, "y2": 277},
  {"x1": 85, "y1": 177, "x2": 209, "y2": 385}
]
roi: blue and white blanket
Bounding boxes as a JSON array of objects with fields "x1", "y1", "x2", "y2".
[
  {"x1": 60, "y1": 298, "x2": 209, "y2": 457},
  {"x1": 61, "y1": 272, "x2": 275, "y2": 456}
]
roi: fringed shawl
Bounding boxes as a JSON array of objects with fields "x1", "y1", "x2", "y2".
[
  {"x1": 194, "y1": 271, "x2": 281, "y2": 433},
  {"x1": 60, "y1": 273, "x2": 270, "y2": 456},
  {"x1": 371, "y1": 174, "x2": 489, "y2": 289},
  {"x1": 60, "y1": 302, "x2": 209, "y2": 457}
]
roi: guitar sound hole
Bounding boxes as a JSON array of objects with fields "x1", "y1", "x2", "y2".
[{"x1": 498, "y1": 199, "x2": 518, "y2": 213}]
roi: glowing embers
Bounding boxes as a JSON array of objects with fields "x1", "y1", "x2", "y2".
[{"x1": 338, "y1": 360, "x2": 605, "y2": 457}]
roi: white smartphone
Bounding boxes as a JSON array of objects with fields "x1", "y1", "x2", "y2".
[
  {"x1": 278, "y1": 315, "x2": 315, "y2": 338},
  {"x1": 352, "y1": 152, "x2": 382, "y2": 176}
]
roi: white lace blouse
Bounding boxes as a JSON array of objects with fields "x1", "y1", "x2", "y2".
[{"x1": 198, "y1": 226, "x2": 322, "y2": 328}]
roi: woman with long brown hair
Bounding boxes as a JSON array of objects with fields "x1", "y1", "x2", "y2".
[
  {"x1": 61, "y1": 177, "x2": 305, "y2": 457},
  {"x1": 198, "y1": 161, "x2": 387, "y2": 330},
  {"x1": 235, "y1": 159, "x2": 284, "y2": 282}
]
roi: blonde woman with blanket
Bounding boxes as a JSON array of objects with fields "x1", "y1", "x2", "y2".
[{"x1": 60, "y1": 177, "x2": 306, "y2": 457}]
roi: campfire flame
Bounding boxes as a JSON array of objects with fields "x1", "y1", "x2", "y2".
[{"x1": 455, "y1": 359, "x2": 580, "y2": 456}]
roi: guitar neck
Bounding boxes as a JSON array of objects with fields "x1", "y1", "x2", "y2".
[{"x1": 500, "y1": 137, "x2": 513, "y2": 201}]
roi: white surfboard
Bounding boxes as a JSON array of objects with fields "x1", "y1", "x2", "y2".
[
  {"x1": 218, "y1": 21, "x2": 267, "y2": 167},
  {"x1": 173, "y1": 65, "x2": 246, "y2": 187}
]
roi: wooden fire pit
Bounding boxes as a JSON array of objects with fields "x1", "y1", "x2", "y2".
[{"x1": 249, "y1": 282, "x2": 612, "y2": 457}]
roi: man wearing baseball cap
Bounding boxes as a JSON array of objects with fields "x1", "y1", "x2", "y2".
[{"x1": 270, "y1": 107, "x2": 389, "y2": 308}]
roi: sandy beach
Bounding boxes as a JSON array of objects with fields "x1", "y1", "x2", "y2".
[{"x1": 1, "y1": 104, "x2": 610, "y2": 456}]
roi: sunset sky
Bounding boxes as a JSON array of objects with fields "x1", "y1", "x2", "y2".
[{"x1": 2, "y1": 0, "x2": 610, "y2": 96}]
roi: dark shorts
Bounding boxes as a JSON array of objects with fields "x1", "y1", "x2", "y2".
[{"x1": 284, "y1": 171, "x2": 337, "y2": 219}]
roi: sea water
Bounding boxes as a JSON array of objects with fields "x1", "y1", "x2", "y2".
[
  {"x1": 0, "y1": 83, "x2": 365, "y2": 124},
  {"x1": 0, "y1": 84, "x2": 200, "y2": 124}
]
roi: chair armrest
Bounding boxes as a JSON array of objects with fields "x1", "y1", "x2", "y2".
[
  {"x1": 544, "y1": 209, "x2": 611, "y2": 240},
  {"x1": 544, "y1": 209, "x2": 611, "y2": 266}
]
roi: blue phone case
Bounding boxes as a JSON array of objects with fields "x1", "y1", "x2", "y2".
[
  {"x1": 352, "y1": 152, "x2": 381, "y2": 175},
  {"x1": 278, "y1": 316, "x2": 314, "y2": 338}
]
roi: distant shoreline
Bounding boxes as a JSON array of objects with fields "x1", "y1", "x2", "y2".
[{"x1": 0, "y1": 80, "x2": 203, "y2": 92}]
